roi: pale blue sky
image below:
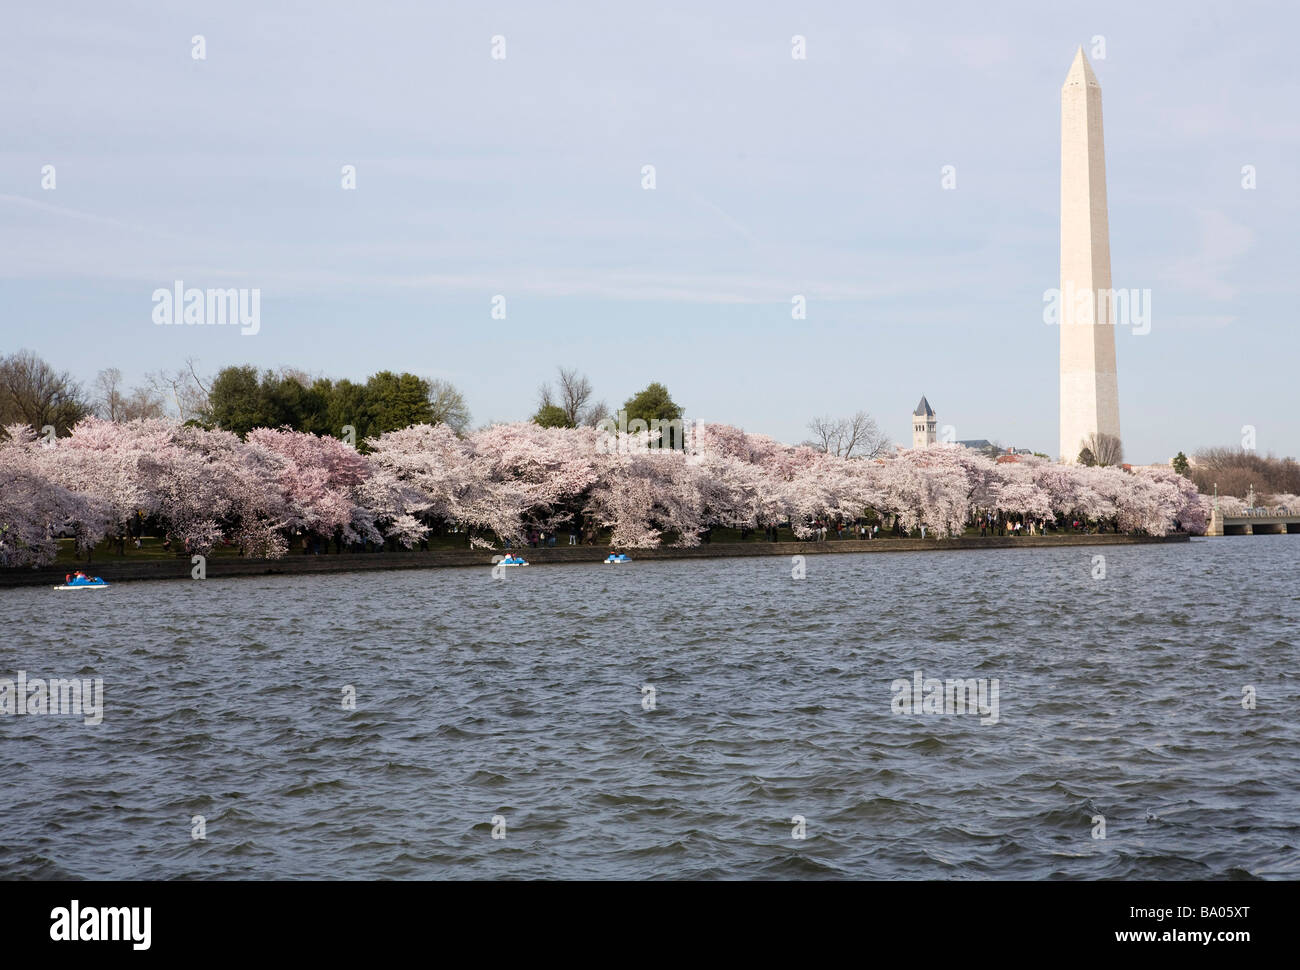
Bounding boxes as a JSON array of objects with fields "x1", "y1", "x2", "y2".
[{"x1": 2, "y1": 1, "x2": 1296, "y2": 463}]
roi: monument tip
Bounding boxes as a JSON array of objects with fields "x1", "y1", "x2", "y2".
[{"x1": 1064, "y1": 46, "x2": 1099, "y2": 89}]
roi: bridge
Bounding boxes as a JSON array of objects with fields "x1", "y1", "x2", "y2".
[{"x1": 1206, "y1": 506, "x2": 1300, "y2": 536}]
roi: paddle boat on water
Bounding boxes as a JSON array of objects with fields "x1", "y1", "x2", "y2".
[
  {"x1": 499, "y1": 555, "x2": 529, "y2": 566},
  {"x1": 604, "y1": 553, "x2": 631, "y2": 564},
  {"x1": 55, "y1": 571, "x2": 110, "y2": 590}
]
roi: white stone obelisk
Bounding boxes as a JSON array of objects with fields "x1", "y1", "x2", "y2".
[{"x1": 1059, "y1": 46, "x2": 1121, "y2": 462}]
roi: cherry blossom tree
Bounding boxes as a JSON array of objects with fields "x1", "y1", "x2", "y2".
[
  {"x1": 1132, "y1": 466, "x2": 1210, "y2": 535},
  {"x1": 0, "y1": 424, "x2": 112, "y2": 565},
  {"x1": 1268, "y1": 493, "x2": 1300, "y2": 513},
  {"x1": 0, "y1": 416, "x2": 1218, "y2": 562},
  {"x1": 366, "y1": 423, "x2": 532, "y2": 545},
  {"x1": 988, "y1": 462, "x2": 1054, "y2": 522},
  {"x1": 875, "y1": 448, "x2": 971, "y2": 536},
  {"x1": 584, "y1": 441, "x2": 708, "y2": 547},
  {"x1": 469, "y1": 422, "x2": 601, "y2": 536},
  {"x1": 246, "y1": 427, "x2": 379, "y2": 546}
]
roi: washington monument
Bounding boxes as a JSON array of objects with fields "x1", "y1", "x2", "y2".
[{"x1": 1059, "y1": 46, "x2": 1121, "y2": 463}]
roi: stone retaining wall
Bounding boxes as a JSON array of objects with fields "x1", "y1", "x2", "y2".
[{"x1": 0, "y1": 533, "x2": 1192, "y2": 588}]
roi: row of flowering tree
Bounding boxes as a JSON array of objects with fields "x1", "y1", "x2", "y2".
[{"x1": 0, "y1": 417, "x2": 1210, "y2": 567}]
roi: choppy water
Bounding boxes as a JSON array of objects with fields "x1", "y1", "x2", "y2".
[{"x1": 2, "y1": 537, "x2": 1297, "y2": 879}]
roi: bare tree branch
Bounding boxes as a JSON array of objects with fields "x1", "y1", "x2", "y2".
[
  {"x1": 537, "y1": 366, "x2": 604, "y2": 427},
  {"x1": 806, "y1": 411, "x2": 887, "y2": 458},
  {"x1": 145, "y1": 362, "x2": 210, "y2": 424},
  {"x1": 427, "y1": 378, "x2": 471, "y2": 434},
  {"x1": 1079, "y1": 431, "x2": 1124, "y2": 467},
  {"x1": 93, "y1": 367, "x2": 124, "y2": 420},
  {"x1": 0, "y1": 349, "x2": 91, "y2": 433}
]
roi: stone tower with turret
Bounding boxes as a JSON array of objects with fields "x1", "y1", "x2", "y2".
[{"x1": 912, "y1": 396, "x2": 936, "y2": 449}]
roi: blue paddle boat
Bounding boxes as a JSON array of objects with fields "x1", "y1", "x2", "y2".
[{"x1": 55, "y1": 572, "x2": 109, "y2": 590}]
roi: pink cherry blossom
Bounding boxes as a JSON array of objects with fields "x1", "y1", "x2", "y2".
[{"x1": 0, "y1": 416, "x2": 1215, "y2": 566}]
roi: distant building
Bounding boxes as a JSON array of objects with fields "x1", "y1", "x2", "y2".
[
  {"x1": 911, "y1": 396, "x2": 1039, "y2": 457},
  {"x1": 954, "y1": 439, "x2": 1035, "y2": 458},
  {"x1": 912, "y1": 396, "x2": 937, "y2": 449}
]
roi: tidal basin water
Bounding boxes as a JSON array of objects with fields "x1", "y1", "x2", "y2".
[{"x1": 2, "y1": 536, "x2": 1296, "y2": 880}]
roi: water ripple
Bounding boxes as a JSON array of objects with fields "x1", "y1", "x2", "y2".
[{"x1": 0, "y1": 536, "x2": 1296, "y2": 879}]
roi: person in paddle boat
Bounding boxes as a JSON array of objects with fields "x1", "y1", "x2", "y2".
[{"x1": 63, "y1": 571, "x2": 104, "y2": 586}]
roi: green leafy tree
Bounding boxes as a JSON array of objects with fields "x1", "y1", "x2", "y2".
[
  {"x1": 327, "y1": 378, "x2": 368, "y2": 441},
  {"x1": 363, "y1": 371, "x2": 434, "y2": 435},
  {"x1": 209, "y1": 366, "x2": 327, "y2": 436},
  {"x1": 261, "y1": 371, "x2": 330, "y2": 434},
  {"x1": 532, "y1": 403, "x2": 571, "y2": 428},
  {"x1": 622, "y1": 382, "x2": 682, "y2": 426},
  {"x1": 1172, "y1": 451, "x2": 1190, "y2": 477},
  {"x1": 207, "y1": 365, "x2": 463, "y2": 445},
  {"x1": 207, "y1": 365, "x2": 268, "y2": 435}
]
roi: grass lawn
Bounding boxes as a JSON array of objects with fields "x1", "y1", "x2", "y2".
[{"x1": 56, "y1": 536, "x2": 246, "y2": 564}]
